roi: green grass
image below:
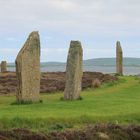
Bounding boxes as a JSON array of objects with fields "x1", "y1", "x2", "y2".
[{"x1": 0, "y1": 76, "x2": 140, "y2": 131}]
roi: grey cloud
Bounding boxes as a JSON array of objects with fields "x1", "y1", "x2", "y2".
[
  {"x1": 0, "y1": 0, "x2": 140, "y2": 61},
  {"x1": 0, "y1": 0, "x2": 140, "y2": 34}
]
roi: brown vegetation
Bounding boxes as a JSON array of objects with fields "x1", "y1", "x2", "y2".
[
  {"x1": 0, "y1": 124, "x2": 139, "y2": 140},
  {"x1": 0, "y1": 72, "x2": 117, "y2": 94}
]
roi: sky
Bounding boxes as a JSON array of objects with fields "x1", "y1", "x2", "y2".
[{"x1": 0, "y1": 0, "x2": 140, "y2": 62}]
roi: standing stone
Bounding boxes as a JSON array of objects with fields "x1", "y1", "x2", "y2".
[
  {"x1": 64, "y1": 41, "x2": 83, "y2": 100},
  {"x1": 15, "y1": 31, "x2": 40, "y2": 103},
  {"x1": 1, "y1": 61, "x2": 7, "y2": 72},
  {"x1": 116, "y1": 41, "x2": 123, "y2": 75}
]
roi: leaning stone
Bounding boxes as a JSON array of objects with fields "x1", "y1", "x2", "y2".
[
  {"x1": 64, "y1": 41, "x2": 83, "y2": 100},
  {"x1": 15, "y1": 31, "x2": 40, "y2": 103},
  {"x1": 1, "y1": 61, "x2": 7, "y2": 72},
  {"x1": 92, "y1": 78, "x2": 101, "y2": 88},
  {"x1": 116, "y1": 41, "x2": 123, "y2": 75}
]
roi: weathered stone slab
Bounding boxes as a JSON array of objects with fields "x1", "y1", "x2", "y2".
[
  {"x1": 116, "y1": 41, "x2": 123, "y2": 75},
  {"x1": 1, "y1": 61, "x2": 7, "y2": 72},
  {"x1": 64, "y1": 41, "x2": 83, "y2": 100},
  {"x1": 15, "y1": 31, "x2": 40, "y2": 103}
]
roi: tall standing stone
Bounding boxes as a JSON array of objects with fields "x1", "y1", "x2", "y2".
[
  {"x1": 116, "y1": 41, "x2": 123, "y2": 75},
  {"x1": 16, "y1": 31, "x2": 40, "y2": 103},
  {"x1": 1, "y1": 61, "x2": 7, "y2": 72},
  {"x1": 64, "y1": 41, "x2": 83, "y2": 100}
]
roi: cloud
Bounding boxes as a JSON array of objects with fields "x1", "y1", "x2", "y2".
[
  {"x1": 0, "y1": 48, "x2": 19, "y2": 62},
  {"x1": 1, "y1": 0, "x2": 140, "y2": 33},
  {"x1": 5, "y1": 37, "x2": 17, "y2": 42},
  {"x1": 0, "y1": 0, "x2": 140, "y2": 61}
]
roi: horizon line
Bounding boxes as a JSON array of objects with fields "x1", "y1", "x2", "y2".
[{"x1": 5, "y1": 57, "x2": 140, "y2": 64}]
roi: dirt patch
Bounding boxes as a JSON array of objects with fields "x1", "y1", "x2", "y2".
[
  {"x1": 0, "y1": 124, "x2": 139, "y2": 140},
  {"x1": 0, "y1": 72, "x2": 118, "y2": 94}
]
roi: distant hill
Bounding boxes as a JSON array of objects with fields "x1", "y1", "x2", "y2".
[
  {"x1": 83, "y1": 57, "x2": 140, "y2": 67},
  {"x1": 7, "y1": 57, "x2": 140, "y2": 67}
]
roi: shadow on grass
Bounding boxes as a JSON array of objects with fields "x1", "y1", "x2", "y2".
[{"x1": 11, "y1": 99, "x2": 43, "y2": 105}]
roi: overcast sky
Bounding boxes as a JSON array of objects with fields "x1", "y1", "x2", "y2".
[{"x1": 0, "y1": 0, "x2": 140, "y2": 62}]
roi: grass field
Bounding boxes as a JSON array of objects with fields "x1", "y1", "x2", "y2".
[{"x1": 0, "y1": 76, "x2": 140, "y2": 131}]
